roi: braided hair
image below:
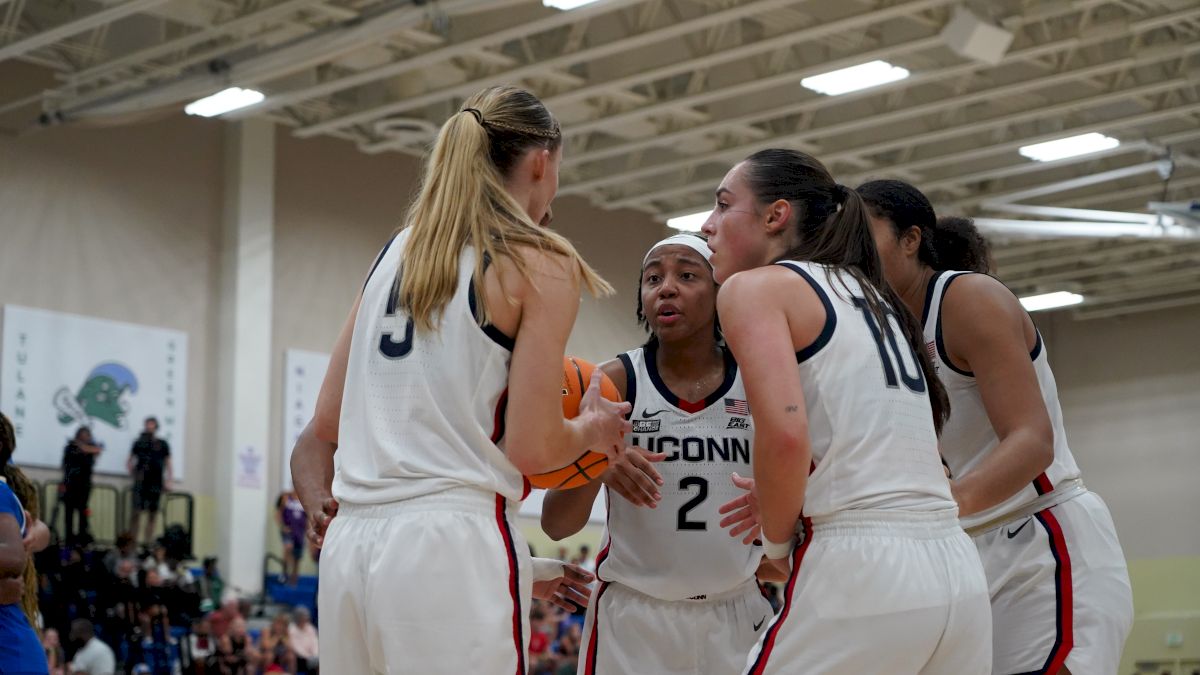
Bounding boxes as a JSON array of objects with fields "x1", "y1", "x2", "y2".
[{"x1": 0, "y1": 412, "x2": 41, "y2": 630}]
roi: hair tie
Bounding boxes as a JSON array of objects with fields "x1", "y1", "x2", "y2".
[{"x1": 461, "y1": 107, "x2": 484, "y2": 126}]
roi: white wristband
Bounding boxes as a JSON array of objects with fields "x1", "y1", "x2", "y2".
[
  {"x1": 531, "y1": 557, "x2": 564, "y2": 582},
  {"x1": 762, "y1": 535, "x2": 795, "y2": 561}
]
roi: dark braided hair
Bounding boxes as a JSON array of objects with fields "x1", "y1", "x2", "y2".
[
  {"x1": 856, "y1": 179, "x2": 992, "y2": 274},
  {"x1": 0, "y1": 412, "x2": 40, "y2": 630}
]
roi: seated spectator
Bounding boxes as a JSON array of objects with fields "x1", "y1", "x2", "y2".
[
  {"x1": 133, "y1": 603, "x2": 177, "y2": 675},
  {"x1": 215, "y1": 617, "x2": 258, "y2": 675},
  {"x1": 68, "y1": 619, "x2": 116, "y2": 675},
  {"x1": 103, "y1": 533, "x2": 139, "y2": 578},
  {"x1": 197, "y1": 558, "x2": 223, "y2": 613},
  {"x1": 287, "y1": 606, "x2": 318, "y2": 674},
  {"x1": 207, "y1": 595, "x2": 241, "y2": 639},
  {"x1": 187, "y1": 617, "x2": 216, "y2": 673},
  {"x1": 259, "y1": 612, "x2": 296, "y2": 674},
  {"x1": 42, "y1": 627, "x2": 66, "y2": 675}
]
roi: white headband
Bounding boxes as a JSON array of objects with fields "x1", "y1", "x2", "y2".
[{"x1": 642, "y1": 234, "x2": 713, "y2": 268}]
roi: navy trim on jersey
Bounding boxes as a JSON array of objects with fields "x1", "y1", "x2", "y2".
[
  {"x1": 776, "y1": 262, "x2": 837, "y2": 363},
  {"x1": 921, "y1": 270, "x2": 946, "y2": 326},
  {"x1": 935, "y1": 272, "x2": 975, "y2": 377},
  {"x1": 617, "y1": 352, "x2": 637, "y2": 414},
  {"x1": 467, "y1": 277, "x2": 516, "y2": 351},
  {"x1": 643, "y1": 340, "x2": 737, "y2": 413},
  {"x1": 1030, "y1": 330, "x2": 1044, "y2": 361},
  {"x1": 363, "y1": 234, "x2": 398, "y2": 292}
]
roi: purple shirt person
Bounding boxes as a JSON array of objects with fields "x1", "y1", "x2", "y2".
[{"x1": 276, "y1": 491, "x2": 307, "y2": 586}]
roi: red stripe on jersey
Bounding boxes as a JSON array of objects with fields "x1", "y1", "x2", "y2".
[
  {"x1": 1033, "y1": 472, "x2": 1054, "y2": 495},
  {"x1": 583, "y1": 581, "x2": 610, "y2": 675},
  {"x1": 747, "y1": 517, "x2": 812, "y2": 675},
  {"x1": 1029, "y1": 508, "x2": 1074, "y2": 675},
  {"x1": 494, "y1": 494, "x2": 525, "y2": 675}
]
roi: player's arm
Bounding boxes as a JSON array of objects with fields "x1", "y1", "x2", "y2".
[
  {"x1": 290, "y1": 421, "x2": 339, "y2": 549},
  {"x1": 504, "y1": 250, "x2": 631, "y2": 475},
  {"x1": 755, "y1": 556, "x2": 789, "y2": 583},
  {"x1": 718, "y1": 269, "x2": 812, "y2": 551},
  {"x1": 941, "y1": 275, "x2": 1054, "y2": 517},
  {"x1": 22, "y1": 514, "x2": 50, "y2": 554},
  {"x1": 0, "y1": 512, "x2": 27, "y2": 577},
  {"x1": 311, "y1": 290, "x2": 362, "y2": 445}
]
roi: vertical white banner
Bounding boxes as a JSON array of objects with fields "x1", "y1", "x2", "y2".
[
  {"x1": 0, "y1": 305, "x2": 188, "y2": 478},
  {"x1": 281, "y1": 349, "x2": 329, "y2": 489}
]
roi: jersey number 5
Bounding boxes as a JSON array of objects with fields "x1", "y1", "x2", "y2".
[{"x1": 379, "y1": 282, "x2": 415, "y2": 359}]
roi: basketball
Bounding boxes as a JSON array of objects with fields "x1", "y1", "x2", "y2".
[{"x1": 527, "y1": 356, "x2": 622, "y2": 490}]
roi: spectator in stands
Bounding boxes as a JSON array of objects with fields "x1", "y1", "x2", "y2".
[
  {"x1": 187, "y1": 617, "x2": 216, "y2": 673},
  {"x1": 127, "y1": 417, "x2": 172, "y2": 545},
  {"x1": 197, "y1": 557, "x2": 223, "y2": 613},
  {"x1": 556, "y1": 546, "x2": 569, "y2": 561},
  {"x1": 576, "y1": 544, "x2": 595, "y2": 574},
  {"x1": 207, "y1": 595, "x2": 241, "y2": 641},
  {"x1": 216, "y1": 616, "x2": 258, "y2": 675},
  {"x1": 275, "y1": 490, "x2": 307, "y2": 586},
  {"x1": 288, "y1": 606, "x2": 318, "y2": 674},
  {"x1": 260, "y1": 612, "x2": 297, "y2": 674},
  {"x1": 68, "y1": 618, "x2": 116, "y2": 675},
  {"x1": 103, "y1": 533, "x2": 139, "y2": 577},
  {"x1": 134, "y1": 601, "x2": 178, "y2": 675},
  {"x1": 43, "y1": 626, "x2": 66, "y2": 675},
  {"x1": 60, "y1": 427, "x2": 103, "y2": 546}
]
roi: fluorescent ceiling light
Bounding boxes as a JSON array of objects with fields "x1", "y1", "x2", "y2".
[
  {"x1": 801, "y1": 60, "x2": 910, "y2": 96},
  {"x1": 1019, "y1": 291, "x2": 1084, "y2": 312},
  {"x1": 185, "y1": 87, "x2": 265, "y2": 117},
  {"x1": 543, "y1": 0, "x2": 602, "y2": 9},
  {"x1": 1018, "y1": 133, "x2": 1120, "y2": 162},
  {"x1": 666, "y1": 211, "x2": 710, "y2": 232}
]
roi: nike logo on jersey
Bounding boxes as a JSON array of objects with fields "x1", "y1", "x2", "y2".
[
  {"x1": 753, "y1": 616, "x2": 767, "y2": 631},
  {"x1": 1006, "y1": 517, "x2": 1033, "y2": 539},
  {"x1": 641, "y1": 409, "x2": 669, "y2": 418}
]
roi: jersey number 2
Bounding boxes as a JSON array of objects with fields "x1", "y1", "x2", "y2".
[
  {"x1": 677, "y1": 477, "x2": 708, "y2": 531},
  {"x1": 379, "y1": 282, "x2": 415, "y2": 359},
  {"x1": 851, "y1": 297, "x2": 925, "y2": 394}
]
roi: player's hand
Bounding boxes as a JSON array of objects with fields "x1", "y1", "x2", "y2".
[
  {"x1": 22, "y1": 514, "x2": 50, "y2": 554},
  {"x1": 0, "y1": 576, "x2": 22, "y2": 605},
  {"x1": 306, "y1": 497, "x2": 340, "y2": 550},
  {"x1": 531, "y1": 562, "x2": 594, "y2": 613},
  {"x1": 718, "y1": 472, "x2": 762, "y2": 545},
  {"x1": 579, "y1": 369, "x2": 632, "y2": 463},
  {"x1": 601, "y1": 447, "x2": 666, "y2": 508}
]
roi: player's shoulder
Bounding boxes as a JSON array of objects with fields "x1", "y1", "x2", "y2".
[{"x1": 941, "y1": 273, "x2": 1023, "y2": 322}]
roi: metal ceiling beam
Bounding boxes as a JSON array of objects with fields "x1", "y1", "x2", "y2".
[
  {"x1": 1071, "y1": 173, "x2": 1200, "y2": 209},
  {"x1": 1001, "y1": 240, "x2": 1167, "y2": 276},
  {"x1": 569, "y1": 76, "x2": 1196, "y2": 199},
  {"x1": 635, "y1": 97, "x2": 1200, "y2": 212},
  {"x1": 1075, "y1": 292, "x2": 1200, "y2": 320},
  {"x1": 0, "y1": 0, "x2": 171, "y2": 63},
  {"x1": 233, "y1": 0, "x2": 649, "y2": 118},
  {"x1": 294, "y1": 0, "x2": 809, "y2": 137},
  {"x1": 974, "y1": 218, "x2": 1199, "y2": 239},
  {"x1": 1008, "y1": 249, "x2": 1200, "y2": 287}
]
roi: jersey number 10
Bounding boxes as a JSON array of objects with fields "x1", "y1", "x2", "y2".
[{"x1": 851, "y1": 297, "x2": 926, "y2": 395}]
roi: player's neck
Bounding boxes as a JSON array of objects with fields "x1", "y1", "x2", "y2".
[
  {"x1": 897, "y1": 266, "x2": 936, "y2": 317},
  {"x1": 655, "y1": 338, "x2": 724, "y2": 385}
]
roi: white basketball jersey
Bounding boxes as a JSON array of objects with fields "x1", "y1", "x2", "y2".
[
  {"x1": 780, "y1": 261, "x2": 956, "y2": 518},
  {"x1": 595, "y1": 343, "x2": 762, "y2": 601},
  {"x1": 333, "y1": 229, "x2": 527, "y2": 504},
  {"x1": 923, "y1": 271, "x2": 1081, "y2": 530}
]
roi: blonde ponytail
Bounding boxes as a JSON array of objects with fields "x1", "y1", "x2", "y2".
[{"x1": 398, "y1": 86, "x2": 611, "y2": 332}]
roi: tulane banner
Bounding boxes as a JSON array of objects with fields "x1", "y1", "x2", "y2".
[
  {"x1": 0, "y1": 305, "x2": 188, "y2": 478},
  {"x1": 281, "y1": 349, "x2": 329, "y2": 490}
]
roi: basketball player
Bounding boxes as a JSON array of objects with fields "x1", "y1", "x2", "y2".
[
  {"x1": 858, "y1": 179, "x2": 1133, "y2": 675},
  {"x1": 541, "y1": 233, "x2": 775, "y2": 675},
  {"x1": 701, "y1": 149, "x2": 992, "y2": 674},
  {"x1": 289, "y1": 86, "x2": 631, "y2": 674}
]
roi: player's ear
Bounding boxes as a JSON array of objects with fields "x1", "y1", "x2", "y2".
[
  {"x1": 900, "y1": 225, "x2": 922, "y2": 258},
  {"x1": 763, "y1": 199, "x2": 791, "y2": 234}
]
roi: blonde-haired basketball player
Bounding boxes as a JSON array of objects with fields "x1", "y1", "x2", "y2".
[
  {"x1": 542, "y1": 234, "x2": 775, "y2": 675},
  {"x1": 860, "y1": 179, "x2": 1133, "y2": 675},
  {"x1": 703, "y1": 149, "x2": 991, "y2": 674},
  {"x1": 289, "y1": 85, "x2": 631, "y2": 674}
]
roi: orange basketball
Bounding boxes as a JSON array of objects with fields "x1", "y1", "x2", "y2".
[{"x1": 528, "y1": 356, "x2": 622, "y2": 490}]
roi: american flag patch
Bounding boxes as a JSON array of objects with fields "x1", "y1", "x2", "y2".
[
  {"x1": 926, "y1": 341, "x2": 940, "y2": 373},
  {"x1": 725, "y1": 398, "x2": 749, "y2": 415}
]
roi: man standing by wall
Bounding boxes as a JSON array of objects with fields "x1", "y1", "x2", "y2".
[
  {"x1": 127, "y1": 417, "x2": 172, "y2": 545},
  {"x1": 61, "y1": 427, "x2": 102, "y2": 546}
]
